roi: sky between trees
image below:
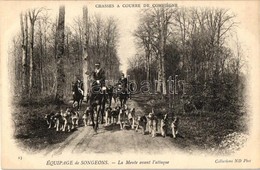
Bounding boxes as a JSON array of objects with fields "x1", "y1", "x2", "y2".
[{"x1": 2, "y1": 1, "x2": 258, "y2": 74}]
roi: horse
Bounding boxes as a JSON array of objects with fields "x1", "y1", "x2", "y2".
[
  {"x1": 72, "y1": 82, "x2": 84, "y2": 110},
  {"x1": 114, "y1": 84, "x2": 129, "y2": 107},
  {"x1": 119, "y1": 88, "x2": 129, "y2": 107},
  {"x1": 87, "y1": 82, "x2": 107, "y2": 133},
  {"x1": 106, "y1": 85, "x2": 114, "y2": 107}
]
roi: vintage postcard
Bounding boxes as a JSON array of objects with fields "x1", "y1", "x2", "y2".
[{"x1": 1, "y1": 0, "x2": 260, "y2": 169}]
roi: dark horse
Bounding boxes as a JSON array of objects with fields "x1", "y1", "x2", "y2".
[
  {"x1": 106, "y1": 85, "x2": 114, "y2": 107},
  {"x1": 72, "y1": 82, "x2": 84, "y2": 110},
  {"x1": 114, "y1": 84, "x2": 129, "y2": 107},
  {"x1": 87, "y1": 82, "x2": 107, "y2": 133}
]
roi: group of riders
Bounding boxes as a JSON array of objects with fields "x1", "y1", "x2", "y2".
[
  {"x1": 71, "y1": 62, "x2": 130, "y2": 132},
  {"x1": 72, "y1": 62, "x2": 130, "y2": 110}
]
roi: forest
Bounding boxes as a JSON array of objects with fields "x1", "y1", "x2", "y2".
[
  {"x1": 8, "y1": 5, "x2": 248, "y2": 123},
  {"x1": 10, "y1": 6, "x2": 121, "y2": 103},
  {"x1": 7, "y1": 4, "x2": 249, "y2": 155},
  {"x1": 128, "y1": 7, "x2": 247, "y2": 114}
]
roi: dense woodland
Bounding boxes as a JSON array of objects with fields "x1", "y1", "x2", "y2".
[
  {"x1": 9, "y1": 5, "x2": 247, "y2": 114},
  {"x1": 7, "y1": 5, "x2": 249, "y2": 154},
  {"x1": 127, "y1": 7, "x2": 247, "y2": 113},
  {"x1": 10, "y1": 6, "x2": 121, "y2": 102}
]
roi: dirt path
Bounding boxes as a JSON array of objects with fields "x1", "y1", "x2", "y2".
[{"x1": 42, "y1": 99, "x2": 181, "y2": 156}]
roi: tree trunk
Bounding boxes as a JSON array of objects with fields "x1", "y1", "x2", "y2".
[
  {"x1": 82, "y1": 6, "x2": 89, "y2": 98},
  {"x1": 156, "y1": 55, "x2": 163, "y2": 93},
  {"x1": 20, "y1": 13, "x2": 29, "y2": 97},
  {"x1": 145, "y1": 49, "x2": 151, "y2": 81},
  {"x1": 161, "y1": 53, "x2": 167, "y2": 95},
  {"x1": 161, "y1": 9, "x2": 168, "y2": 95},
  {"x1": 55, "y1": 6, "x2": 66, "y2": 103},
  {"x1": 43, "y1": 26, "x2": 48, "y2": 94},
  {"x1": 157, "y1": 9, "x2": 167, "y2": 95},
  {"x1": 39, "y1": 21, "x2": 44, "y2": 94},
  {"x1": 28, "y1": 20, "x2": 35, "y2": 98}
]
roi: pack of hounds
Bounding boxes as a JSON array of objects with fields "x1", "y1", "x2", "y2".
[{"x1": 45, "y1": 104, "x2": 180, "y2": 138}]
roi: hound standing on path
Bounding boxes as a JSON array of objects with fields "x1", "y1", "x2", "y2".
[
  {"x1": 147, "y1": 109, "x2": 158, "y2": 137},
  {"x1": 160, "y1": 113, "x2": 169, "y2": 138},
  {"x1": 128, "y1": 108, "x2": 136, "y2": 129},
  {"x1": 111, "y1": 106, "x2": 120, "y2": 124},
  {"x1": 105, "y1": 107, "x2": 112, "y2": 126},
  {"x1": 119, "y1": 104, "x2": 128, "y2": 130},
  {"x1": 83, "y1": 106, "x2": 93, "y2": 126},
  {"x1": 135, "y1": 115, "x2": 147, "y2": 135},
  {"x1": 171, "y1": 116, "x2": 179, "y2": 138}
]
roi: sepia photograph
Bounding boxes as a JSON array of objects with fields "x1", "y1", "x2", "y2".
[{"x1": 1, "y1": 0, "x2": 259, "y2": 169}]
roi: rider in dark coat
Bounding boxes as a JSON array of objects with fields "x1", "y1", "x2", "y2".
[
  {"x1": 73, "y1": 77, "x2": 84, "y2": 96},
  {"x1": 118, "y1": 73, "x2": 128, "y2": 90},
  {"x1": 92, "y1": 62, "x2": 106, "y2": 87},
  {"x1": 117, "y1": 73, "x2": 129, "y2": 99}
]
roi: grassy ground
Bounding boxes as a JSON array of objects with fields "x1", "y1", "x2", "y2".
[
  {"x1": 131, "y1": 93, "x2": 249, "y2": 155},
  {"x1": 12, "y1": 97, "x2": 79, "y2": 153},
  {"x1": 12, "y1": 94, "x2": 249, "y2": 155}
]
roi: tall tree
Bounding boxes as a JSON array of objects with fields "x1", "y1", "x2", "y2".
[
  {"x1": 104, "y1": 17, "x2": 119, "y2": 78},
  {"x1": 157, "y1": 7, "x2": 175, "y2": 94},
  {"x1": 20, "y1": 12, "x2": 29, "y2": 97},
  {"x1": 55, "y1": 6, "x2": 65, "y2": 103},
  {"x1": 134, "y1": 13, "x2": 154, "y2": 81},
  {"x1": 28, "y1": 8, "x2": 44, "y2": 97},
  {"x1": 135, "y1": 7, "x2": 176, "y2": 94},
  {"x1": 37, "y1": 21, "x2": 44, "y2": 93},
  {"x1": 82, "y1": 6, "x2": 89, "y2": 97}
]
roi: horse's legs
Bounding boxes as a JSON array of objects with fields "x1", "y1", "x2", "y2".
[
  {"x1": 77, "y1": 101, "x2": 80, "y2": 111},
  {"x1": 109, "y1": 96, "x2": 112, "y2": 107},
  {"x1": 94, "y1": 105, "x2": 100, "y2": 132},
  {"x1": 86, "y1": 95, "x2": 89, "y2": 104},
  {"x1": 77, "y1": 100, "x2": 80, "y2": 110},
  {"x1": 86, "y1": 112, "x2": 90, "y2": 126},
  {"x1": 105, "y1": 111, "x2": 108, "y2": 126},
  {"x1": 79, "y1": 97, "x2": 83, "y2": 110},
  {"x1": 119, "y1": 114, "x2": 123, "y2": 130},
  {"x1": 124, "y1": 95, "x2": 128, "y2": 105},
  {"x1": 91, "y1": 110, "x2": 95, "y2": 129},
  {"x1": 123, "y1": 98, "x2": 126, "y2": 106},
  {"x1": 101, "y1": 102, "x2": 105, "y2": 124},
  {"x1": 143, "y1": 123, "x2": 147, "y2": 135}
]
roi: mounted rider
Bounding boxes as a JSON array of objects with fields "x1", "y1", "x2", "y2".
[
  {"x1": 73, "y1": 76, "x2": 84, "y2": 96},
  {"x1": 92, "y1": 62, "x2": 106, "y2": 88},
  {"x1": 87, "y1": 61, "x2": 107, "y2": 101},
  {"x1": 87, "y1": 62, "x2": 107, "y2": 131},
  {"x1": 118, "y1": 73, "x2": 128, "y2": 92}
]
